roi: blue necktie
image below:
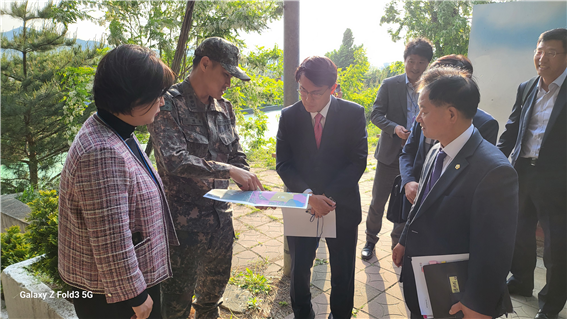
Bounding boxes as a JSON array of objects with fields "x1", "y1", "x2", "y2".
[{"x1": 422, "y1": 149, "x2": 447, "y2": 200}]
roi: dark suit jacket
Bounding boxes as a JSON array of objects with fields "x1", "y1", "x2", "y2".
[
  {"x1": 276, "y1": 96, "x2": 368, "y2": 228},
  {"x1": 498, "y1": 76, "x2": 566, "y2": 175},
  {"x1": 400, "y1": 129, "x2": 518, "y2": 317},
  {"x1": 371, "y1": 74, "x2": 409, "y2": 165},
  {"x1": 400, "y1": 108, "x2": 499, "y2": 189}
]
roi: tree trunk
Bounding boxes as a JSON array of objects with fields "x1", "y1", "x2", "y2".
[{"x1": 145, "y1": 0, "x2": 195, "y2": 157}]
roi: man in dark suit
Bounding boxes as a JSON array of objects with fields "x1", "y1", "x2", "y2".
[
  {"x1": 392, "y1": 67, "x2": 518, "y2": 319},
  {"x1": 498, "y1": 28, "x2": 567, "y2": 319},
  {"x1": 276, "y1": 56, "x2": 367, "y2": 319},
  {"x1": 400, "y1": 55, "x2": 499, "y2": 209},
  {"x1": 363, "y1": 38, "x2": 433, "y2": 259}
]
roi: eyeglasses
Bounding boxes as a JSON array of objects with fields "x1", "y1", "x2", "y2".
[
  {"x1": 297, "y1": 88, "x2": 327, "y2": 99},
  {"x1": 534, "y1": 49, "x2": 566, "y2": 58}
]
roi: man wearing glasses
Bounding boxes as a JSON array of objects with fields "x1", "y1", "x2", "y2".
[
  {"x1": 362, "y1": 38, "x2": 433, "y2": 260},
  {"x1": 276, "y1": 56, "x2": 367, "y2": 319},
  {"x1": 498, "y1": 28, "x2": 567, "y2": 319}
]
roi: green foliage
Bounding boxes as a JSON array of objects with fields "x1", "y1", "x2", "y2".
[
  {"x1": 314, "y1": 258, "x2": 328, "y2": 266},
  {"x1": 388, "y1": 61, "x2": 405, "y2": 75},
  {"x1": 224, "y1": 46, "x2": 283, "y2": 164},
  {"x1": 229, "y1": 267, "x2": 272, "y2": 295},
  {"x1": 326, "y1": 28, "x2": 363, "y2": 69},
  {"x1": 278, "y1": 301, "x2": 288, "y2": 307},
  {"x1": 380, "y1": 1, "x2": 490, "y2": 57},
  {"x1": 95, "y1": 1, "x2": 283, "y2": 80},
  {"x1": 1, "y1": 1, "x2": 104, "y2": 193},
  {"x1": 16, "y1": 184, "x2": 40, "y2": 204},
  {"x1": 0, "y1": 226, "x2": 36, "y2": 271},
  {"x1": 26, "y1": 190, "x2": 67, "y2": 289},
  {"x1": 338, "y1": 48, "x2": 379, "y2": 120},
  {"x1": 247, "y1": 296, "x2": 262, "y2": 310}
]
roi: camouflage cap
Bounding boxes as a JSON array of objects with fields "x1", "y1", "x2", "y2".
[{"x1": 195, "y1": 37, "x2": 251, "y2": 81}]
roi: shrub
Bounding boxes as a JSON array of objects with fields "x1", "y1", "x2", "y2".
[
  {"x1": 26, "y1": 190, "x2": 67, "y2": 289},
  {"x1": 0, "y1": 226, "x2": 36, "y2": 271}
]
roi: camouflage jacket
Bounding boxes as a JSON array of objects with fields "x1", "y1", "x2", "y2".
[{"x1": 148, "y1": 78, "x2": 249, "y2": 232}]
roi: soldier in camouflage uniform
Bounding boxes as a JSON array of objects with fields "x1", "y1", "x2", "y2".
[{"x1": 148, "y1": 37, "x2": 265, "y2": 319}]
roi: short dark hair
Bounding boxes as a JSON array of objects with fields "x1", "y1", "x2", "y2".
[
  {"x1": 417, "y1": 67, "x2": 479, "y2": 119},
  {"x1": 94, "y1": 44, "x2": 175, "y2": 115},
  {"x1": 404, "y1": 38, "x2": 434, "y2": 62},
  {"x1": 430, "y1": 54, "x2": 473, "y2": 77},
  {"x1": 295, "y1": 56, "x2": 337, "y2": 87},
  {"x1": 538, "y1": 28, "x2": 567, "y2": 52}
]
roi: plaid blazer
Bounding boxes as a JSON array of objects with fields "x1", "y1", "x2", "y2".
[{"x1": 58, "y1": 114, "x2": 179, "y2": 304}]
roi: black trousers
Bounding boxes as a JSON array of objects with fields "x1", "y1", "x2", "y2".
[
  {"x1": 73, "y1": 284, "x2": 161, "y2": 319},
  {"x1": 509, "y1": 159, "x2": 566, "y2": 314},
  {"x1": 287, "y1": 225, "x2": 358, "y2": 319}
]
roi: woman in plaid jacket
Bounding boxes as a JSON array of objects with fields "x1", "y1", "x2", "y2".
[{"x1": 58, "y1": 45, "x2": 179, "y2": 319}]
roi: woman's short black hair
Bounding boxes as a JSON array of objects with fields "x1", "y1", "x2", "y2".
[
  {"x1": 94, "y1": 44, "x2": 175, "y2": 115},
  {"x1": 404, "y1": 38, "x2": 434, "y2": 62},
  {"x1": 295, "y1": 56, "x2": 337, "y2": 88}
]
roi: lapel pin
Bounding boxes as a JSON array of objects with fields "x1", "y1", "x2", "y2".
[{"x1": 455, "y1": 164, "x2": 461, "y2": 170}]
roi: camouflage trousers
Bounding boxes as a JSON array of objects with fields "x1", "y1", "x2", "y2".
[{"x1": 161, "y1": 224, "x2": 234, "y2": 319}]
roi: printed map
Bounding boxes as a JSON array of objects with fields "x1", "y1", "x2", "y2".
[{"x1": 204, "y1": 189, "x2": 309, "y2": 209}]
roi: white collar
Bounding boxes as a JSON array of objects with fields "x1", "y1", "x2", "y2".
[
  {"x1": 310, "y1": 95, "x2": 332, "y2": 119},
  {"x1": 538, "y1": 67, "x2": 567, "y2": 92},
  {"x1": 441, "y1": 124, "x2": 474, "y2": 159}
]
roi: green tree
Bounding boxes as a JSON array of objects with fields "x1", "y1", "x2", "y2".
[
  {"x1": 1, "y1": 1, "x2": 103, "y2": 193},
  {"x1": 224, "y1": 45, "x2": 283, "y2": 168},
  {"x1": 95, "y1": 0, "x2": 283, "y2": 80},
  {"x1": 380, "y1": 1, "x2": 490, "y2": 57},
  {"x1": 326, "y1": 28, "x2": 362, "y2": 69}
]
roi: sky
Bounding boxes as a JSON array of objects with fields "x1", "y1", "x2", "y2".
[{"x1": 1, "y1": 0, "x2": 406, "y2": 68}]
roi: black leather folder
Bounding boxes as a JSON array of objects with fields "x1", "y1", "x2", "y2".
[{"x1": 423, "y1": 260, "x2": 469, "y2": 319}]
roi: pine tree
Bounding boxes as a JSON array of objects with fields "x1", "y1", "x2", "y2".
[
  {"x1": 326, "y1": 28, "x2": 363, "y2": 69},
  {"x1": 1, "y1": 1, "x2": 102, "y2": 192}
]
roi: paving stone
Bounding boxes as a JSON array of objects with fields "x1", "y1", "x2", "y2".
[
  {"x1": 360, "y1": 292, "x2": 411, "y2": 318},
  {"x1": 264, "y1": 263, "x2": 282, "y2": 276},
  {"x1": 373, "y1": 257, "x2": 402, "y2": 276},
  {"x1": 233, "y1": 242, "x2": 247, "y2": 255},
  {"x1": 355, "y1": 266, "x2": 399, "y2": 292},
  {"x1": 311, "y1": 264, "x2": 332, "y2": 292},
  {"x1": 251, "y1": 238, "x2": 283, "y2": 261},
  {"x1": 355, "y1": 256, "x2": 378, "y2": 272},
  {"x1": 353, "y1": 282, "x2": 381, "y2": 309},
  {"x1": 221, "y1": 284, "x2": 253, "y2": 314},
  {"x1": 231, "y1": 250, "x2": 262, "y2": 268},
  {"x1": 256, "y1": 220, "x2": 284, "y2": 239},
  {"x1": 239, "y1": 211, "x2": 273, "y2": 227},
  {"x1": 237, "y1": 229, "x2": 271, "y2": 249}
]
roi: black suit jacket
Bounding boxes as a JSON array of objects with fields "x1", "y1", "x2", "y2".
[
  {"x1": 276, "y1": 96, "x2": 368, "y2": 228},
  {"x1": 498, "y1": 76, "x2": 566, "y2": 175},
  {"x1": 400, "y1": 108, "x2": 499, "y2": 189},
  {"x1": 400, "y1": 129, "x2": 518, "y2": 317}
]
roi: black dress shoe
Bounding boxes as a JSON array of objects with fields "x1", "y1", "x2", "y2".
[
  {"x1": 361, "y1": 242, "x2": 375, "y2": 260},
  {"x1": 506, "y1": 279, "x2": 533, "y2": 297},
  {"x1": 534, "y1": 310, "x2": 558, "y2": 319}
]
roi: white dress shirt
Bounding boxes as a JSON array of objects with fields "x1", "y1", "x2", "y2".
[
  {"x1": 521, "y1": 67, "x2": 567, "y2": 158},
  {"x1": 439, "y1": 124, "x2": 474, "y2": 176},
  {"x1": 310, "y1": 96, "x2": 332, "y2": 128}
]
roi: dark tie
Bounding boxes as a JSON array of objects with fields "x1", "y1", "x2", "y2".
[
  {"x1": 422, "y1": 149, "x2": 447, "y2": 200},
  {"x1": 314, "y1": 113, "x2": 323, "y2": 149}
]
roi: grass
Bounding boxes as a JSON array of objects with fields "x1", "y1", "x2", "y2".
[
  {"x1": 247, "y1": 296, "x2": 263, "y2": 310},
  {"x1": 266, "y1": 214, "x2": 279, "y2": 221},
  {"x1": 229, "y1": 268, "x2": 272, "y2": 295},
  {"x1": 314, "y1": 258, "x2": 328, "y2": 266},
  {"x1": 278, "y1": 301, "x2": 288, "y2": 307}
]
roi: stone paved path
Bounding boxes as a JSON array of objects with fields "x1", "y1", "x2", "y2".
[{"x1": 229, "y1": 155, "x2": 566, "y2": 319}]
